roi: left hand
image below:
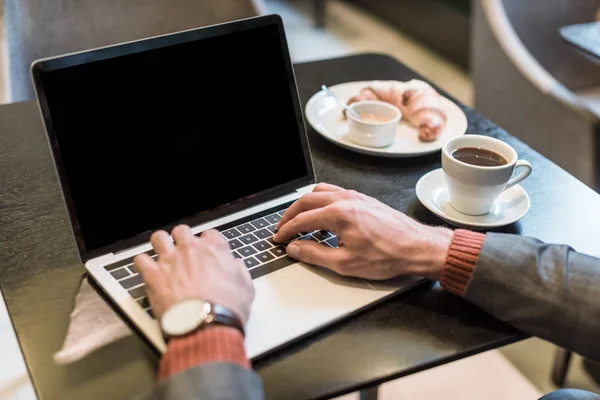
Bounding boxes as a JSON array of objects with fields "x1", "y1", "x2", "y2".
[{"x1": 134, "y1": 225, "x2": 255, "y2": 323}]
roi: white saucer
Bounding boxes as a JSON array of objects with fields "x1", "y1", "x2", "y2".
[
  {"x1": 415, "y1": 168, "x2": 530, "y2": 230},
  {"x1": 304, "y1": 81, "x2": 468, "y2": 158}
]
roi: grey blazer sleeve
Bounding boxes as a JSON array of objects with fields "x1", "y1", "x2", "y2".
[
  {"x1": 464, "y1": 233, "x2": 600, "y2": 362},
  {"x1": 135, "y1": 363, "x2": 263, "y2": 400}
]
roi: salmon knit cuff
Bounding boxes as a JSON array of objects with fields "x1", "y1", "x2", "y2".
[
  {"x1": 159, "y1": 326, "x2": 249, "y2": 382},
  {"x1": 440, "y1": 229, "x2": 486, "y2": 296}
]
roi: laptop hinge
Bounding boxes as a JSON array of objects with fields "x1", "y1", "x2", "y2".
[
  {"x1": 296, "y1": 184, "x2": 315, "y2": 195},
  {"x1": 113, "y1": 184, "x2": 314, "y2": 257},
  {"x1": 115, "y1": 242, "x2": 153, "y2": 256}
]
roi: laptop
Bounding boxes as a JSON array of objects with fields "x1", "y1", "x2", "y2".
[{"x1": 31, "y1": 15, "x2": 423, "y2": 359}]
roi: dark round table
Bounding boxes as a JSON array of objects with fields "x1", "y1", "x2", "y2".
[{"x1": 2, "y1": 54, "x2": 600, "y2": 400}]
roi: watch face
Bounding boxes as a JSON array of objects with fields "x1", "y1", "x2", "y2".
[{"x1": 161, "y1": 298, "x2": 210, "y2": 336}]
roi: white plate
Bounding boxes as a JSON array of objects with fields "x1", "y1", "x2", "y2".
[
  {"x1": 305, "y1": 81, "x2": 468, "y2": 158},
  {"x1": 415, "y1": 168, "x2": 530, "y2": 230}
]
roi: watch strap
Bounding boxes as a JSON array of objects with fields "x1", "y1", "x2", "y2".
[{"x1": 207, "y1": 303, "x2": 245, "y2": 336}]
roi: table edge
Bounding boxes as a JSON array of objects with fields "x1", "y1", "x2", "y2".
[{"x1": 312, "y1": 333, "x2": 528, "y2": 400}]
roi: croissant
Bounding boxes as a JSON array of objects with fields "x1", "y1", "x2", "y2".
[
  {"x1": 346, "y1": 80, "x2": 447, "y2": 142},
  {"x1": 347, "y1": 87, "x2": 381, "y2": 106}
]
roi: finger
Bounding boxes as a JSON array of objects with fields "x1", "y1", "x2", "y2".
[
  {"x1": 150, "y1": 230, "x2": 175, "y2": 256},
  {"x1": 201, "y1": 229, "x2": 229, "y2": 251},
  {"x1": 277, "y1": 192, "x2": 340, "y2": 230},
  {"x1": 135, "y1": 254, "x2": 172, "y2": 318},
  {"x1": 235, "y1": 258, "x2": 253, "y2": 283},
  {"x1": 134, "y1": 254, "x2": 161, "y2": 292},
  {"x1": 171, "y1": 225, "x2": 194, "y2": 246},
  {"x1": 274, "y1": 207, "x2": 337, "y2": 243},
  {"x1": 312, "y1": 182, "x2": 345, "y2": 192},
  {"x1": 285, "y1": 240, "x2": 348, "y2": 271}
]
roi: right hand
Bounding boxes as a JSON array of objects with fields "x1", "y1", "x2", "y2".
[
  {"x1": 273, "y1": 183, "x2": 452, "y2": 281},
  {"x1": 134, "y1": 225, "x2": 255, "y2": 325}
]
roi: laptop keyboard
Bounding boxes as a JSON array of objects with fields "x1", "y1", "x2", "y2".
[{"x1": 102, "y1": 207, "x2": 338, "y2": 319}]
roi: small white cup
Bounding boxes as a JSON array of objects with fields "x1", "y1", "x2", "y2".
[
  {"x1": 347, "y1": 100, "x2": 401, "y2": 148},
  {"x1": 442, "y1": 135, "x2": 533, "y2": 215}
]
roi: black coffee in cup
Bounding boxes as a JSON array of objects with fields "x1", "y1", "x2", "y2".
[{"x1": 451, "y1": 147, "x2": 508, "y2": 167}]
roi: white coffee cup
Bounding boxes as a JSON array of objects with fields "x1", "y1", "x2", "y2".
[
  {"x1": 347, "y1": 100, "x2": 401, "y2": 148},
  {"x1": 441, "y1": 135, "x2": 532, "y2": 215}
]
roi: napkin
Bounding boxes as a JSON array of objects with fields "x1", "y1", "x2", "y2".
[{"x1": 54, "y1": 276, "x2": 132, "y2": 364}]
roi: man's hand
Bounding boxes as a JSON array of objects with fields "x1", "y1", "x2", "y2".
[
  {"x1": 134, "y1": 226, "x2": 255, "y2": 324},
  {"x1": 274, "y1": 183, "x2": 453, "y2": 281}
]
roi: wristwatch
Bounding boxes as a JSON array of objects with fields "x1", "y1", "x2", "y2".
[{"x1": 160, "y1": 298, "x2": 244, "y2": 338}]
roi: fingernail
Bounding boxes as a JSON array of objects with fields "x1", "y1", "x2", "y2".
[{"x1": 286, "y1": 242, "x2": 299, "y2": 259}]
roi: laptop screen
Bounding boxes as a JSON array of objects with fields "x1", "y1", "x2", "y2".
[{"x1": 36, "y1": 20, "x2": 311, "y2": 255}]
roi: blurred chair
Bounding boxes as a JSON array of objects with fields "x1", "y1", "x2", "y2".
[
  {"x1": 472, "y1": 0, "x2": 600, "y2": 190},
  {"x1": 474, "y1": 0, "x2": 600, "y2": 387},
  {"x1": 4, "y1": 0, "x2": 263, "y2": 103}
]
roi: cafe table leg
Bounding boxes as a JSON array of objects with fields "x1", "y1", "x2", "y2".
[
  {"x1": 551, "y1": 347, "x2": 572, "y2": 386},
  {"x1": 314, "y1": 0, "x2": 326, "y2": 28},
  {"x1": 359, "y1": 385, "x2": 379, "y2": 400}
]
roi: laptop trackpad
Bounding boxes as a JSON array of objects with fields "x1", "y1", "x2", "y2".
[{"x1": 245, "y1": 262, "x2": 422, "y2": 359}]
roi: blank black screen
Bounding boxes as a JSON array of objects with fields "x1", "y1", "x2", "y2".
[{"x1": 40, "y1": 24, "x2": 308, "y2": 252}]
